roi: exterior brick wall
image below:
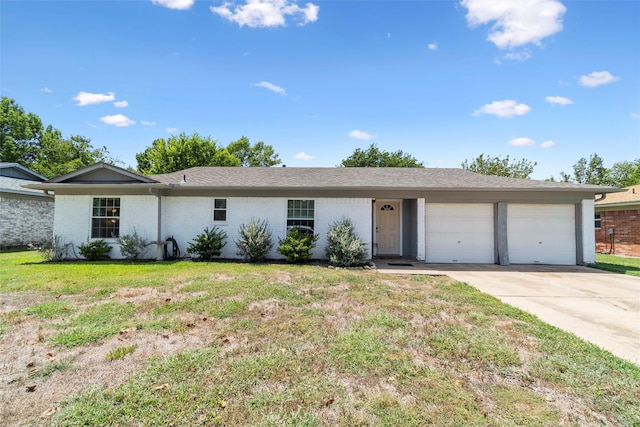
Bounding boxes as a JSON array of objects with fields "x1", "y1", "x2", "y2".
[
  {"x1": 0, "y1": 195, "x2": 54, "y2": 249},
  {"x1": 595, "y1": 209, "x2": 640, "y2": 257}
]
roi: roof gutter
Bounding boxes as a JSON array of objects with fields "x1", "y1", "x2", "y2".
[{"x1": 594, "y1": 193, "x2": 606, "y2": 202}]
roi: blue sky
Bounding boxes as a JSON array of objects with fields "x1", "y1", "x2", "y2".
[{"x1": 2, "y1": 0, "x2": 639, "y2": 179}]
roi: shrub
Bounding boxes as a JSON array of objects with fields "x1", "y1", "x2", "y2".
[
  {"x1": 187, "y1": 226, "x2": 228, "y2": 261},
  {"x1": 277, "y1": 227, "x2": 319, "y2": 263},
  {"x1": 117, "y1": 229, "x2": 150, "y2": 261},
  {"x1": 235, "y1": 219, "x2": 273, "y2": 262},
  {"x1": 39, "y1": 235, "x2": 68, "y2": 261},
  {"x1": 325, "y1": 217, "x2": 368, "y2": 267},
  {"x1": 78, "y1": 239, "x2": 112, "y2": 261}
]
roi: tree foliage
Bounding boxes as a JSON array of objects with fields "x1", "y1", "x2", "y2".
[
  {"x1": 1, "y1": 97, "x2": 111, "y2": 178},
  {"x1": 226, "y1": 136, "x2": 281, "y2": 167},
  {"x1": 136, "y1": 133, "x2": 281, "y2": 174},
  {"x1": 558, "y1": 154, "x2": 640, "y2": 187},
  {"x1": 340, "y1": 144, "x2": 424, "y2": 168},
  {"x1": 461, "y1": 154, "x2": 536, "y2": 179}
]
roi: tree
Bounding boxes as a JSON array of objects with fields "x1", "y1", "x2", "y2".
[
  {"x1": 226, "y1": 136, "x2": 281, "y2": 167},
  {"x1": 561, "y1": 153, "x2": 609, "y2": 185},
  {"x1": 1, "y1": 96, "x2": 43, "y2": 164},
  {"x1": 32, "y1": 126, "x2": 110, "y2": 178},
  {"x1": 461, "y1": 154, "x2": 536, "y2": 179},
  {"x1": 1, "y1": 97, "x2": 113, "y2": 178},
  {"x1": 136, "y1": 132, "x2": 240, "y2": 174},
  {"x1": 339, "y1": 144, "x2": 424, "y2": 167},
  {"x1": 607, "y1": 159, "x2": 640, "y2": 187}
]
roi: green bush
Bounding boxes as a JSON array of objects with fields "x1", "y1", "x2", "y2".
[
  {"x1": 325, "y1": 217, "x2": 368, "y2": 267},
  {"x1": 277, "y1": 227, "x2": 319, "y2": 263},
  {"x1": 187, "y1": 226, "x2": 228, "y2": 261},
  {"x1": 117, "y1": 229, "x2": 150, "y2": 261},
  {"x1": 235, "y1": 219, "x2": 273, "y2": 262},
  {"x1": 39, "y1": 235, "x2": 68, "y2": 261},
  {"x1": 78, "y1": 239, "x2": 112, "y2": 261}
]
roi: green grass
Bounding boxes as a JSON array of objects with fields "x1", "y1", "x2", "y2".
[
  {"x1": 592, "y1": 253, "x2": 640, "y2": 277},
  {"x1": 1, "y1": 250, "x2": 639, "y2": 426},
  {"x1": 106, "y1": 344, "x2": 138, "y2": 361}
]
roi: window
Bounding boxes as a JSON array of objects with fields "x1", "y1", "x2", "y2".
[
  {"x1": 92, "y1": 197, "x2": 120, "y2": 238},
  {"x1": 380, "y1": 204, "x2": 395, "y2": 211},
  {"x1": 287, "y1": 199, "x2": 315, "y2": 234},
  {"x1": 595, "y1": 212, "x2": 601, "y2": 229},
  {"x1": 213, "y1": 198, "x2": 227, "y2": 221}
]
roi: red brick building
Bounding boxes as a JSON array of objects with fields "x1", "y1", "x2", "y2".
[{"x1": 595, "y1": 184, "x2": 640, "y2": 257}]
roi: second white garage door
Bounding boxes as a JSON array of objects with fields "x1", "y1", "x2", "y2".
[
  {"x1": 426, "y1": 203, "x2": 495, "y2": 263},
  {"x1": 507, "y1": 204, "x2": 576, "y2": 265}
]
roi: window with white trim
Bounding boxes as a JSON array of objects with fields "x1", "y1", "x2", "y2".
[
  {"x1": 287, "y1": 199, "x2": 315, "y2": 234},
  {"x1": 92, "y1": 197, "x2": 120, "y2": 238},
  {"x1": 213, "y1": 198, "x2": 227, "y2": 222},
  {"x1": 595, "y1": 212, "x2": 601, "y2": 229}
]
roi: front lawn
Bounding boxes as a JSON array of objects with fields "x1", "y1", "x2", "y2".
[
  {"x1": 1, "y1": 250, "x2": 638, "y2": 426},
  {"x1": 592, "y1": 253, "x2": 640, "y2": 277}
]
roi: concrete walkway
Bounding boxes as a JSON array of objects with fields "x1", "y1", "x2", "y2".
[{"x1": 376, "y1": 261, "x2": 640, "y2": 365}]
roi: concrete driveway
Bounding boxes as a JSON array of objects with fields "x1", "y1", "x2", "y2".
[{"x1": 376, "y1": 262, "x2": 640, "y2": 365}]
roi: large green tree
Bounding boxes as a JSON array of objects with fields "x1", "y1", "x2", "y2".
[
  {"x1": 560, "y1": 153, "x2": 608, "y2": 185},
  {"x1": 226, "y1": 136, "x2": 281, "y2": 167},
  {"x1": 461, "y1": 154, "x2": 536, "y2": 179},
  {"x1": 1, "y1": 97, "x2": 112, "y2": 178},
  {"x1": 1, "y1": 96, "x2": 43, "y2": 164},
  {"x1": 136, "y1": 133, "x2": 281, "y2": 174},
  {"x1": 136, "y1": 132, "x2": 240, "y2": 174},
  {"x1": 340, "y1": 144, "x2": 424, "y2": 167},
  {"x1": 607, "y1": 159, "x2": 640, "y2": 187}
]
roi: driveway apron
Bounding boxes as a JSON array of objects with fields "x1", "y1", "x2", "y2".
[{"x1": 376, "y1": 262, "x2": 640, "y2": 365}]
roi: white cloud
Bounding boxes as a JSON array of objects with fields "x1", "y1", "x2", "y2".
[
  {"x1": 99, "y1": 114, "x2": 135, "y2": 127},
  {"x1": 495, "y1": 49, "x2": 532, "y2": 64},
  {"x1": 579, "y1": 71, "x2": 620, "y2": 87},
  {"x1": 40, "y1": 87, "x2": 52, "y2": 93},
  {"x1": 461, "y1": 0, "x2": 566, "y2": 49},
  {"x1": 473, "y1": 100, "x2": 531, "y2": 118},
  {"x1": 254, "y1": 81, "x2": 287, "y2": 95},
  {"x1": 151, "y1": 0, "x2": 194, "y2": 10},
  {"x1": 348, "y1": 130, "x2": 377, "y2": 140},
  {"x1": 113, "y1": 100, "x2": 129, "y2": 108},
  {"x1": 428, "y1": 42, "x2": 438, "y2": 51},
  {"x1": 545, "y1": 96, "x2": 573, "y2": 105},
  {"x1": 166, "y1": 127, "x2": 178, "y2": 133},
  {"x1": 73, "y1": 91, "x2": 115, "y2": 106},
  {"x1": 211, "y1": 0, "x2": 319, "y2": 28},
  {"x1": 540, "y1": 140, "x2": 556, "y2": 148},
  {"x1": 140, "y1": 120, "x2": 156, "y2": 126},
  {"x1": 509, "y1": 137, "x2": 535, "y2": 147},
  {"x1": 630, "y1": 113, "x2": 640, "y2": 119},
  {"x1": 294, "y1": 152, "x2": 313, "y2": 161}
]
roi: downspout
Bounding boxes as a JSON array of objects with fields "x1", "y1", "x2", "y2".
[
  {"x1": 148, "y1": 187, "x2": 162, "y2": 242},
  {"x1": 594, "y1": 193, "x2": 606, "y2": 202}
]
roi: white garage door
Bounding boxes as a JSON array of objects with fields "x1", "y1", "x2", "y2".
[
  {"x1": 426, "y1": 203, "x2": 494, "y2": 263},
  {"x1": 508, "y1": 204, "x2": 576, "y2": 265}
]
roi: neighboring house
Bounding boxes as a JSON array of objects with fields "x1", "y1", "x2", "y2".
[
  {"x1": 595, "y1": 184, "x2": 640, "y2": 257},
  {"x1": 0, "y1": 163, "x2": 54, "y2": 249},
  {"x1": 24, "y1": 162, "x2": 622, "y2": 265}
]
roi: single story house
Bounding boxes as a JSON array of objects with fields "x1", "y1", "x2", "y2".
[
  {"x1": 595, "y1": 184, "x2": 640, "y2": 257},
  {"x1": 24, "y1": 162, "x2": 622, "y2": 265},
  {"x1": 1, "y1": 162, "x2": 54, "y2": 249}
]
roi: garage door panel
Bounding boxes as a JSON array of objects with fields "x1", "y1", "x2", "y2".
[
  {"x1": 508, "y1": 204, "x2": 576, "y2": 265},
  {"x1": 426, "y1": 203, "x2": 494, "y2": 263}
]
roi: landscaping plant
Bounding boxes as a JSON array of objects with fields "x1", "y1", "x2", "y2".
[
  {"x1": 117, "y1": 228, "x2": 151, "y2": 261},
  {"x1": 77, "y1": 239, "x2": 111, "y2": 261},
  {"x1": 187, "y1": 226, "x2": 228, "y2": 261},
  {"x1": 325, "y1": 217, "x2": 368, "y2": 267},
  {"x1": 277, "y1": 227, "x2": 319, "y2": 263},
  {"x1": 235, "y1": 218, "x2": 273, "y2": 262}
]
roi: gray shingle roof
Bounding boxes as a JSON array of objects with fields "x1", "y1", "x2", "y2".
[{"x1": 150, "y1": 167, "x2": 619, "y2": 192}]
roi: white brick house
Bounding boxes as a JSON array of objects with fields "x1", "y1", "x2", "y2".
[
  {"x1": 24, "y1": 163, "x2": 622, "y2": 264},
  {"x1": 1, "y1": 163, "x2": 54, "y2": 249}
]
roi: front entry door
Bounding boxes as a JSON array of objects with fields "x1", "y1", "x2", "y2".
[{"x1": 376, "y1": 201, "x2": 400, "y2": 255}]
